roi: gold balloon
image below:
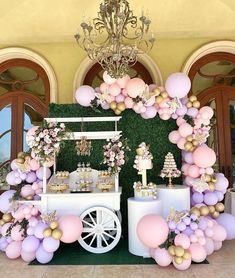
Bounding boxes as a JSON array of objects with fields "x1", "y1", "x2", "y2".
[
  {"x1": 17, "y1": 151, "x2": 25, "y2": 158},
  {"x1": 215, "y1": 203, "x2": 225, "y2": 212},
  {"x1": 208, "y1": 182, "x2": 215, "y2": 192},
  {"x1": 110, "y1": 102, "x2": 117, "y2": 110},
  {"x1": 156, "y1": 95, "x2": 163, "y2": 104},
  {"x1": 190, "y1": 207, "x2": 200, "y2": 217},
  {"x1": 174, "y1": 256, "x2": 183, "y2": 265},
  {"x1": 186, "y1": 102, "x2": 193, "y2": 108},
  {"x1": 52, "y1": 228, "x2": 63, "y2": 240},
  {"x1": 43, "y1": 228, "x2": 52, "y2": 238},
  {"x1": 208, "y1": 205, "x2": 216, "y2": 213},
  {"x1": 186, "y1": 135, "x2": 193, "y2": 142},
  {"x1": 114, "y1": 109, "x2": 122, "y2": 115},
  {"x1": 192, "y1": 100, "x2": 200, "y2": 108},
  {"x1": 161, "y1": 91, "x2": 168, "y2": 99},
  {"x1": 212, "y1": 211, "x2": 220, "y2": 218},
  {"x1": 174, "y1": 246, "x2": 185, "y2": 257},
  {"x1": 168, "y1": 245, "x2": 175, "y2": 256},
  {"x1": 0, "y1": 219, "x2": 5, "y2": 226},
  {"x1": 190, "y1": 146, "x2": 196, "y2": 152},
  {"x1": 153, "y1": 88, "x2": 161, "y2": 96},
  {"x1": 183, "y1": 251, "x2": 191, "y2": 260},
  {"x1": 192, "y1": 139, "x2": 199, "y2": 146},
  {"x1": 16, "y1": 158, "x2": 25, "y2": 164},
  {"x1": 211, "y1": 176, "x2": 217, "y2": 183},
  {"x1": 117, "y1": 102, "x2": 126, "y2": 112},
  {"x1": 200, "y1": 206, "x2": 209, "y2": 216},
  {"x1": 204, "y1": 174, "x2": 212, "y2": 182},
  {"x1": 189, "y1": 95, "x2": 197, "y2": 102},
  {"x1": 136, "y1": 148, "x2": 145, "y2": 156},
  {"x1": 184, "y1": 142, "x2": 193, "y2": 151},
  {"x1": 26, "y1": 195, "x2": 33, "y2": 200},
  {"x1": 2, "y1": 213, "x2": 12, "y2": 223},
  {"x1": 50, "y1": 221, "x2": 59, "y2": 230}
]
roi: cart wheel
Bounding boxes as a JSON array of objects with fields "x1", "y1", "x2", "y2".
[{"x1": 78, "y1": 206, "x2": 122, "y2": 254}]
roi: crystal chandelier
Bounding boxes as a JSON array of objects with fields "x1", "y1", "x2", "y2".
[{"x1": 74, "y1": 0, "x2": 155, "y2": 78}]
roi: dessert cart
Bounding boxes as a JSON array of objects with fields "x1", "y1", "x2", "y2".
[{"x1": 27, "y1": 117, "x2": 122, "y2": 254}]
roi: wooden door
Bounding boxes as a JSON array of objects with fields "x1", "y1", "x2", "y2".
[{"x1": 198, "y1": 85, "x2": 235, "y2": 186}]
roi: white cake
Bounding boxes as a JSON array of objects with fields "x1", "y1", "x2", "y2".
[{"x1": 138, "y1": 159, "x2": 153, "y2": 170}]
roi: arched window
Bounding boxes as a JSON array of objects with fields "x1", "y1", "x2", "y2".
[{"x1": 0, "y1": 58, "x2": 50, "y2": 176}]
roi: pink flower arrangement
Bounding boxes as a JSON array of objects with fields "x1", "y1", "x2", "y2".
[
  {"x1": 27, "y1": 121, "x2": 67, "y2": 165},
  {"x1": 102, "y1": 135, "x2": 130, "y2": 174}
]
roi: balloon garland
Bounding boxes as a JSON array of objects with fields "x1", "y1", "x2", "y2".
[{"x1": 1, "y1": 71, "x2": 235, "y2": 268}]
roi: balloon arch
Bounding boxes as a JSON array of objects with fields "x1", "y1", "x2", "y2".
[{"x1": 0, "y1": 71, "x2": 235, "y2": 270}]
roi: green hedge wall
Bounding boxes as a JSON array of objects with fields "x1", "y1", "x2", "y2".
[{"x1": 49, "y1": 103, "x2": 182, "y2": 235}]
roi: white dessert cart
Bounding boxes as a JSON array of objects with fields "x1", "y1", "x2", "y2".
[{"x1": 31, "y1": 117, "x2": 122, "y2": 254}]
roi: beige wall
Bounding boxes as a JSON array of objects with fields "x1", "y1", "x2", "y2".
[{"x1": 1, "y1": 37, "x2": 235, "y2": 104}]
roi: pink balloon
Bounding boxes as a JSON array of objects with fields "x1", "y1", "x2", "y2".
[
  {"x1": 189, "y1": 243, "x2": 207, "y2": 262},
  {"x1": 193, "y1": 145, "x2": 216, "y2": 168},
  {"x1": 212, "y1": 225, "x2": 227, "y2": 242},
  {"x1": 174, "y1": 233, "x2": 190, "y2": 249},
  {"x1": 199, "y1": 106, "x2": 214, "y2": 120},
  {"x1": 116, "y1": 75, "x2": 130, "y2": 88},
  {"x1": 29, "y1": 159, "x2": 40, "y2": 171},
  {"x1": 103, "y1": 71, "x2": 116, "y2": 85},
  {"x1": 137, "y1": 214, "x2": 169, "y2": 248},
  {"x1": 109, "y1": 83, "x2": 121, "y2": 96},
  {"x1": 126, "y1": 78, "x2": 146, "y2": 98},
  {"x1": 75, "y1": 85, "x2": 95, "y2": 107},
  {"x1": 124, "y1": 97, "x2": 134, "y2": 108},
  {"x1": 160, "y1": 113, "x2": 171, "y2": 120},
  {"x1": 205, "y1": 228, "x2": 214, "y2": 238},
  {"x1": 153, "y1": 247, "x2": 172, "y2": 266},
  {"x1": 176, "y1": 117, "x2": 186, "y2": 126},
  {"x1": 178, "y1": 123, "x2": 193, "y2": 137},
  {"x1": 184, "y1": 176, "x2": 193, "y2": 186},
  {"x1": 177, "y1": 138, "x2": 187, "y2": 150},
  {"x1": 168, "y1": 131, "x2": 181, "y2": 144},
  {"x1": 176, "y1": 105, "x2": 187, "y2": 116},
  {"x1": 181, "y1": 163, "x2": 190, "y2": 175},
  {"x1": 11, "y1": 225, "x2": 25, "y2": 241},
  {"x1": 145, "y1": 96, "x2": 156, "y2": 107},
  {"x1": 188, "y1": 165, "x2": 200, "y2": 178},
  {"x1": 100, "y1": 82, "x2": 109, "y2": 92},
  {"x1": 21, "y1": 250, "x2": 36, "y2": 262},
  {"x1": 173, "y1": 258, "x2": 192, "y2": 271},
  {"x1": 204, "y1": 237, "x2": 214, "y2": 255},
  {"x1": 165, "y1": 72, "x2": 191, "y2": 99},
  {"x1": 142, "y1": 106, "x2": 157, "y2": 119},
  {"x1": 213, "y1": 241, "x2": 222, "y2": 251},
  {"x1": 6, "y1": 241, "x2": 22, "y2": 259},
  {"x1": 59, "y1": 215, "x2": 83, "y2": 243},
  {"x1": 44, "y1": 157, "x2": 55, "y2": 168},
  {"x1": 205, "y1": 167, "x2": 214, "y2": 175},
  {"x1": 21, "y1": 184, "x2": 35, "y2": 198},
  {"x1": 190, "y1": 234, "x2": 198, "y2": 243}
]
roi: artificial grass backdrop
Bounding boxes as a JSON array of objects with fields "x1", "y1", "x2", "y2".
[{"x1": 49, "y1": 104, "x2": 182, "y2": 235}]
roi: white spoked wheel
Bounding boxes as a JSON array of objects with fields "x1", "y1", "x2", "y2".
[{"x1": 78, "y1": 206, "x2": 122, "y2": 254}]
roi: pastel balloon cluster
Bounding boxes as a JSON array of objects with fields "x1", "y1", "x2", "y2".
[{"x1": 75, "y1": 71, "x2": 192, "y2": 119}]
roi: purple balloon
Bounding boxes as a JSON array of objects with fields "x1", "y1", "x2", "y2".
[
  {"x1": 148, "y1": 84, "x2": 157, "y2": 92},
  {"x1": 0, "y1": 237, "x2": 9, "y2": 251},
  {"x1": 75, "y1": 85, "x2": 95, "y2": 107},
  {"x1": 190, "y1": 222, "x2": 198, "y2": 230},
  {"x1": 34, "y1": 222, "x2": 48, "y2": 239},
  {"x1": 168, "y1": 220, "x2": 176, "y2": 230},
  {"x1": 176, "y1": 222, "x2": 186, "y2": 231},
  {"x1": 182, "y1": 216, "x2": 191, "y2": 225},
  {"x1": 183, "y1": 227, "x2": 194, "y2": 236},
  {"x1": 171, "y1": 113, "x2": 178, "y2": 119},
  {"x1": 0, "y1": 190, "x2": 16, "y2": 213},
  {"x1": 186, "y1": 107, "x2": 199, "y2": 118},
  {"x1": 141, "y1": 106, "x2": 157, "y2": 119},
  {"x1": 115, "y1": 94, "x2": 125, "y2": 103},
  {"x1": 36, "y1": 244, "x2": 54, "y2": 264},
  {"x1": 184, "y1": 152, "x2": 194, "y2": 164},
  {"x1": 26, "y1": 172, "x2": 37, "y2": 183},
  {"x1": 20, "y1": 173, "x2": 27, "y2": 180},
  {"x1": 204, "y1": 192, "x2": 218, "y2": 205},
  {"x1": 192, "y1": 192, "x2": 204, "y2": 204},
  {"x1": 43, "y1": 237, "x2": 60, "y2": 252},
  {"x1": 214, "y1": 190, "x2": 224, "y2": 202},
  {"x1": 176, "y1": 105, "x2": 187, "y2": 116},
  {"x1": 165, "y1": 72, "x2": 191, "y2": 99},
  {"x1": 10, "y1": 159, "x2": 18, "y2": 170},
  {"x1": 101, "y1": 102, "x2": 110, "y2": 110},
  {"x1": 198, "y1": 217, "x2": 208, "y2": 230},
  {"x1": 22, "y1": 235, "x2": 40, "y2": 253},
  {"x1": 36, "y1": 167, "x2": 51, "y2": 180},
  {"x1": 215, "y1": 174, "x2": 229, "y2": 191},
  {"x1": 216, "y1": 213, "x2": 235, "y2": 240},
  {"x1": 6, "y1": 171, "x2": 19, "y2": 185}
]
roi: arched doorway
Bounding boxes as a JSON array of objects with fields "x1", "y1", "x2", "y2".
[
  {"x1": 0, "y1": 58, "x2": 49, "y2": 175},
  {"x1": 188, "y1": 52, "x2": 235, "y2": 187}
]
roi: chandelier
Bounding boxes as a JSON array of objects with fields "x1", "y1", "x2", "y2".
[{"x1": 74, "y1": 0, "x2": 155, "y2": 78}]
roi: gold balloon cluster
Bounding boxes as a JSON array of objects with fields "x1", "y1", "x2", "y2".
[
  {"x1": 16, "y1": 151, "x2": 30, "y2": 165},
  {"x1": 153, "y1": 88, "x2": 168, "y2": 104},
  {"x1": 203, "y1": 174, "x2": 217, "y2": 191},
  {"x1": 0, "y1": 213, "x2": 13, "y2": 226},
  {"x1": 43, "y1": 220, "x2": 63, "y2": 240},
  {"x1": 190, "y1": 202, "x2": 225, "y2": 219},
  {"x1": 184, "y1": 135, "x2": 199, "y2": 152},
  {"x1": 110, "y1": 101, "x2": 126, "y2": 115},
  {"x1": 168, "y1": 245, "x2": 191, "y2": 264},
  {"x1": 186, "y1": 95, "x2": 200, "y2": 109}
]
